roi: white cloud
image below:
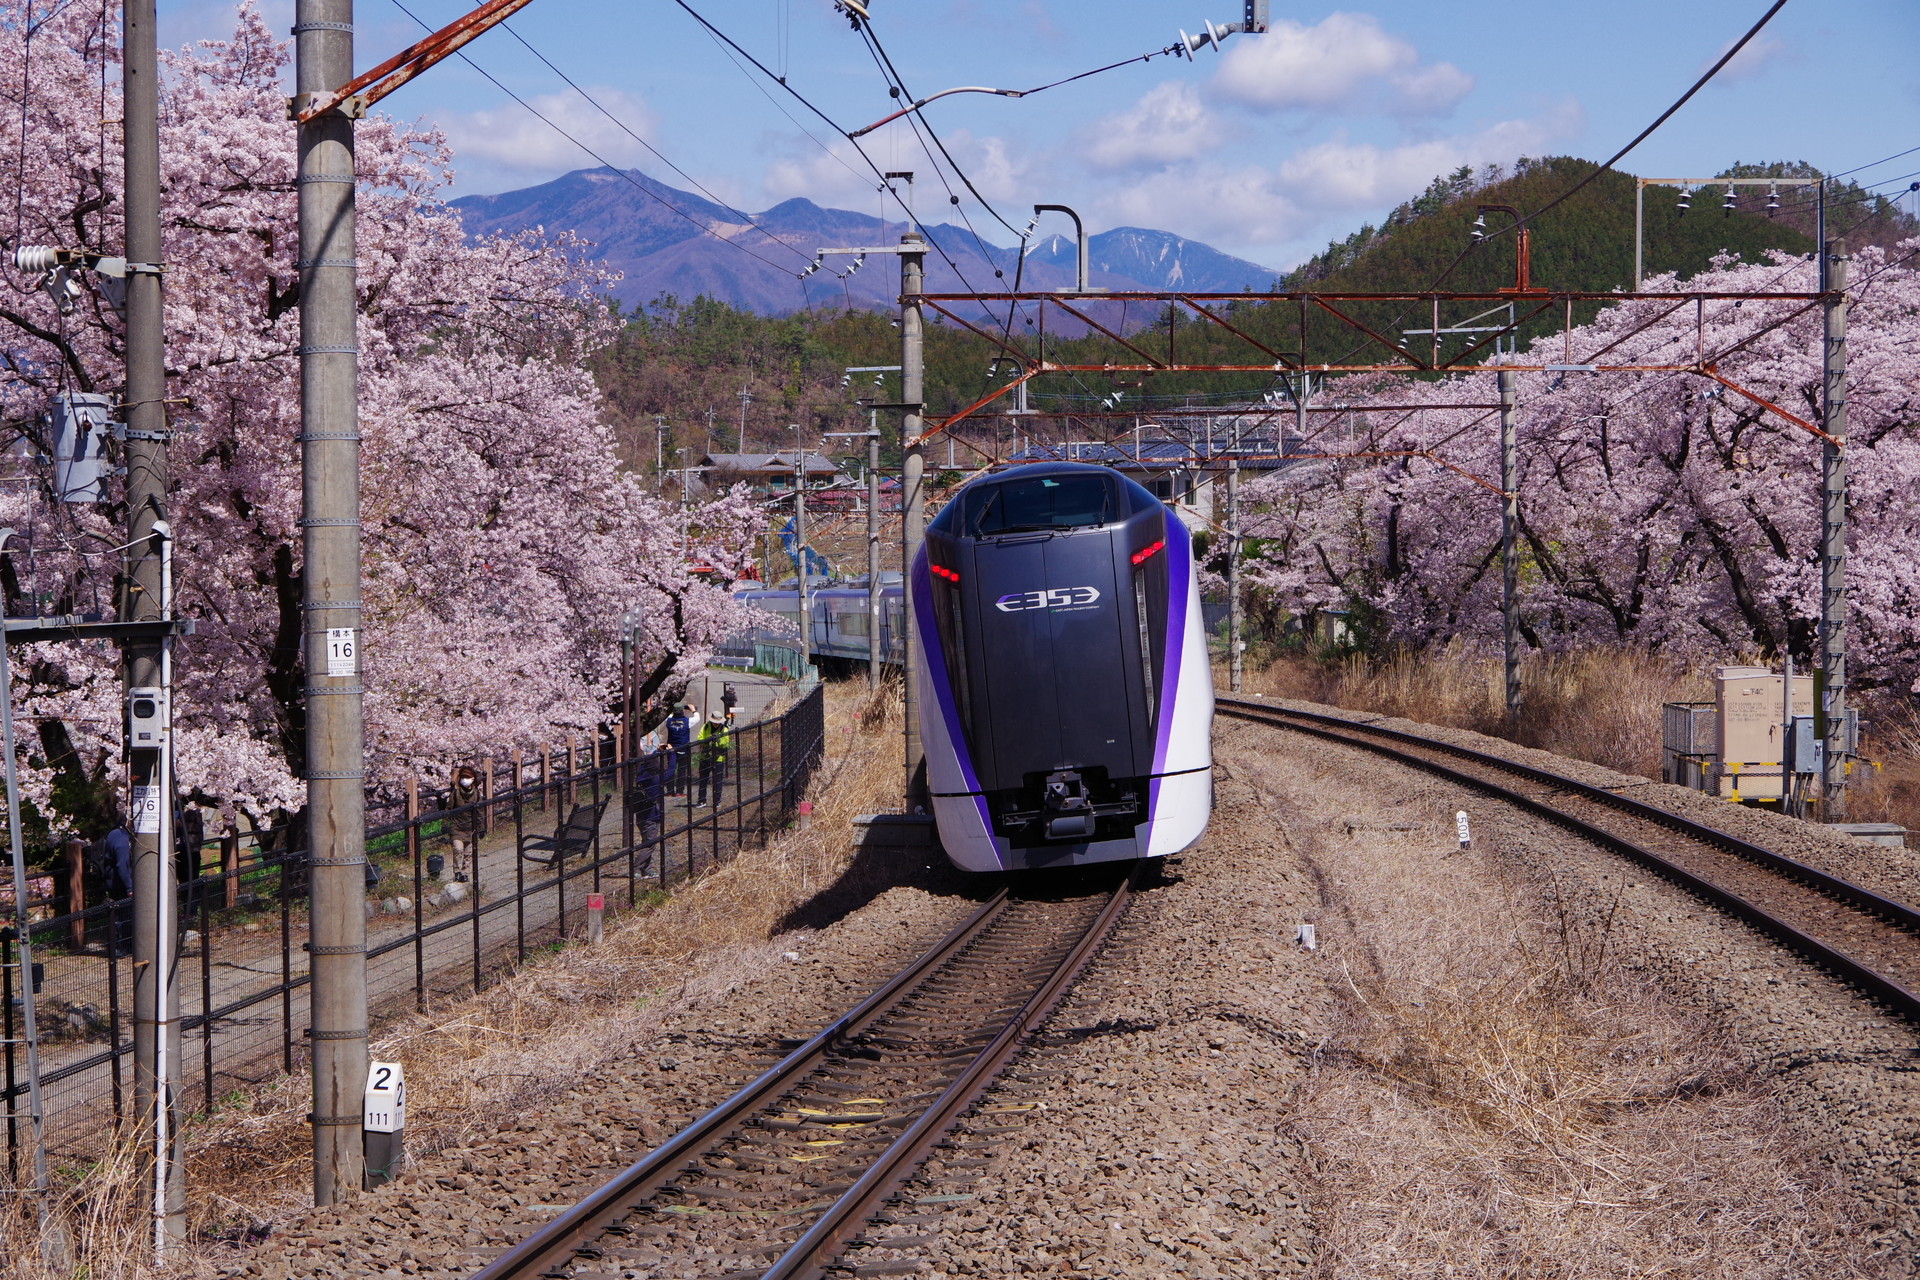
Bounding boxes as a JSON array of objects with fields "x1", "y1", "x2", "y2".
[
  {"x1": 1276, "y1": 116, "x2": 1562, "y2": 212},
  {"x1": 442, "y1": 88, "x2": 662, "y2": 185},
  {"x1": 1098, "y1": 164, "x2": 1311, "y2": 248},
  {"x1": 760, "y1": 123, "x2": 1033, "y2": 214},
  {"x1": 1084, "y1": 82, "x2": 1223, "y2": 171},
  {"x1": 1706, "y1": 33, "x2": 1799, "y2": 82},
  {"x1": 1212, "y1": 12, "x2": 1473, "y2": 116},
  {"x1": 1091, "y1": 105, "x2": 1579, "y2": 252}
]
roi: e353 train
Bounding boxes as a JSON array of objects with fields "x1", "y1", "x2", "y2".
[{"x1": 913, "y1": 462, "x2": 1213, "y2": 872}]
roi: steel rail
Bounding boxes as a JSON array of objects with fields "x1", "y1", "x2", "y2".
[
  {"x1": 1217, "y1": 696, "x2": 1920, "y2": 1022},
  {"x1": 467, "y1": 888, "x2": 1013, "y2": 1280},
  {"x1": 763, "y1": 861, "x2": 1142, "y2": 1280}
]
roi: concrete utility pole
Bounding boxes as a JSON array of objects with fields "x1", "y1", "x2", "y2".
[
  {"x1": 792, "y1": 435, "x2": 810, "y2": 670},
  {"x1": 123, "y1": 0, "x2": 183, "y2": 1251},
  {"x1": 867, "y1": 417, "x2": 881, "y2": 691},
  {"x1": 1498, "y1": 369, "x2": 1522, "y2": 722},
  {"x1": 1225, "y1": 457, "x2": 1242, "y2": 692},
  {"x1": 737, "y1": 388, "x2": 751, "y2": 452},
  {"x1": 654, "y1": 414, "x2": 667, "y2": 487},
  {"x1": 900, "y1": 232, "x2": 927, "y2": 805},
  {"x1": 294, "y1": 0, "x2": 370, "y2": 1204},
  {"x1": 1820, "y1": 239, "x2": 1848, "y2": 808}
]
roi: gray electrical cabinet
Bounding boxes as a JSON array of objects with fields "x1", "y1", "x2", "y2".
[{"x1": 51, "y1": 392, "x2": 112, "y2": 503}]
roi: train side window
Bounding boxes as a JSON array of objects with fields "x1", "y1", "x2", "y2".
[
  {"x1": 1133, "y1": 572, "x2": 1156, "y2": 725},
  {"x1": 931, "y1": 576, "x2": 972, "y2": 737}
]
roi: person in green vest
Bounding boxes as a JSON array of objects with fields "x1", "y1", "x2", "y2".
[{"x1": 696, "y1": 713, "x2": 733, "y2": 806}]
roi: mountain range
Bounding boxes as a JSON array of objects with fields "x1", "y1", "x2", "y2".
[{"x1": 450, "y1": 168, "x2": 1280, "y2": 315}]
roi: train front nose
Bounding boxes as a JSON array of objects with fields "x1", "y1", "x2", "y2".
[{"x1": 968, "y1": 529, "x2": 1139, "y2": 790}]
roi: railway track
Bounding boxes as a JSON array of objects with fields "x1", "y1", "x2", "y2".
[
  {"x1": 471, "y1": 866, "x2": 1139, "y2": 1280},
  {"x1": 1218, "y1": 694, "x2": 1920, "y2": 1023}
]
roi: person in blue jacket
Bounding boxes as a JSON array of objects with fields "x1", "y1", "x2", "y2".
[{"x1": 664, "y1": 703, "x2": 695, "y2": 797}]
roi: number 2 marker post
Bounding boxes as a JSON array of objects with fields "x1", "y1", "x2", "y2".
[{"x1": 363, "y1": 1060, "x2": 405, "y2": 1189}]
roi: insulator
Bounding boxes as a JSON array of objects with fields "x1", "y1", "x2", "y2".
[
  {"x1": 1722, "y1": 187, "x2": 1738, "y2": 216},
  {"x1": 1766, "y1": 186, "x2": 1780, "y2": 217},
  {"x1": 12, "y1": 245, "x2": 63, "y2": 273},
  {"x1": 1676, "y1": 187, "x2": 1692, "y2": 215}
]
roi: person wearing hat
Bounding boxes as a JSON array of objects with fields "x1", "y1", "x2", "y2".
[{"x1": 695, "y1": 712, "x2": 732, "y2": 806}]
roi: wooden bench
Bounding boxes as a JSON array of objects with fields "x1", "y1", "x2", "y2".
[{"x1": 519, "y1": 795, "x2": 611, "y2": 866}]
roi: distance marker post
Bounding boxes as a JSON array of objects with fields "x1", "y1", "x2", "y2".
[{"x1": 363, "y1": 1060, "x2": 405, "y2": 1190}]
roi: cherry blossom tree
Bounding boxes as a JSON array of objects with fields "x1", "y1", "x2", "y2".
[
  {"x1": 1243, "y1": 246, "x2": 1920, "y2": 694},
  {"x1": 0, "y1": 3, "x2": 758, "y2": 822}
]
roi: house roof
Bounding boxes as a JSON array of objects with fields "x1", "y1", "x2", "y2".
[{"x1": 702, "y1": 451, "x2": 841, "y2": 475}]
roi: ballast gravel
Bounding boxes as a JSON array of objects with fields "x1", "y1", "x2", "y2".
[
  {"x1": 206, "y1": 878, "x2": 984, "y2": 1280},
  {"x1": 212, "y1": 692, "x2": 1918, "y2": 1278},
  {"x1": 887, "y1": 760, "x2": 1331, "y2": 1278},
  {"x1": 1241, "y1": 694, "x2": 1919, "y2": 1271}
]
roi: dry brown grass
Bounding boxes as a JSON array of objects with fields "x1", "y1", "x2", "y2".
[
  {"x1": 1848, "y1": 705, "x2": 1920, "y2": 841},
  {"x1": 1243, "y1": 644, "x2": 1920, "y2": 834},
  {"x1": 1286, "y1": 825, "x2": 1886, "y2": 1276},
  {"x1": 1, "y1": 678, "x2": 907, "y2": 1278},
  {"x1": 1240, "y1": 644, "x2": 1715, "y2": 778}
]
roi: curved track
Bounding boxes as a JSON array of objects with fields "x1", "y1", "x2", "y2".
[
  {"x1": 470, "y1": 866, "x2": 1139, "y2": 1280},
  {"x1": 1218, "y1": 695, "x2": 1920, "y2": 1022}
]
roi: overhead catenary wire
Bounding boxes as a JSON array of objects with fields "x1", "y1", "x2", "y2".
[
  {"x1": 846, "y1": 11, "x2": 1038, "y2": 396},
  {"x1": 673, "y1": 0, "x2": 982, "y2": 301},
  {"x1": 1313, "y1": 0, "x2": 1799, "y2": 372},
  {"x1": 854, "y1": 16, "x2": 1027, "y2": 243}
]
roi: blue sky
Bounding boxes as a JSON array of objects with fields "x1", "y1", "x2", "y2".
[{"x1": 160, "y1": 1, "x2": 1920, "y2": 270}]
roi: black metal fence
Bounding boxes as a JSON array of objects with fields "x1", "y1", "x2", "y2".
[{"x1": 1, "y1": 684, "x2": 825, "y2": 1171}]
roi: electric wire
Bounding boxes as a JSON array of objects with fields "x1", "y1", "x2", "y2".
[
  {"x1": 848, "y1": 13, "x2": 1037, "y2": 398},
  {"x1": 1830, "y1": 143, "x2": 1920, "y2": 181},
  {"x1": 382, "y1": 0, "x2": 803, "y2": 281},
  {"x1": 673, "y1": 0, "x2": 982, "y2": 301},
  {"x1": 1309, "y1": 0, "x2": 1799, "y2": 374},
  {"x1": 1478, "y1": 0, "x2": 1795, "y2": 253},
  {"x1": 854, "y1": 17, "x2": 1025, "y2": 243}
]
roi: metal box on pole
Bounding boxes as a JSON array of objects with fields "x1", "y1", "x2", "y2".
[{"x1": 50, "y1": 393, "x2": 112, "y2": 503}]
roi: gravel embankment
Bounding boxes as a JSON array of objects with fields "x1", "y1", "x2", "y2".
[
  {"x1": 1240, "y1": 697, "x2": 1916, "y2": 1271},
  {"x1": 1249, "y1": 693, "x2": 1920, "y2": 906},
  {"x1": 212, "y1": 882, "x2": 982, "y2": 1279},
  {"x1": 893, "y1": 757, "x2": 1331, "y2": 1278},
  {"x1": 217, "y1": 692, "x2": 1917, "y2": 1278}
]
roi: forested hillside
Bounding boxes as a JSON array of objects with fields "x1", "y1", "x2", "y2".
[{"x1": 594, "y1": 156, "x2": 1915, "y2": 476}]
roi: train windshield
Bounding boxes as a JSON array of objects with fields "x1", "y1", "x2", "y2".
[{"x1": 964, "y1": 473, "x2": 1116, "y2": 537}]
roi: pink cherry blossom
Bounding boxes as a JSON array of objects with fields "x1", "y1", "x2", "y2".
[
  {"x1": 0, "y1": 3, "x2": 760, "y2": 820},
  {"x1": 1244, "y1": 246, "x2": 1920, "y2": 696}
]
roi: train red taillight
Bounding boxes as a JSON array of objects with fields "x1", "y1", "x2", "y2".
[{"x1": 1130, "y1": 539, "x2": 1165, "y2": 566}]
